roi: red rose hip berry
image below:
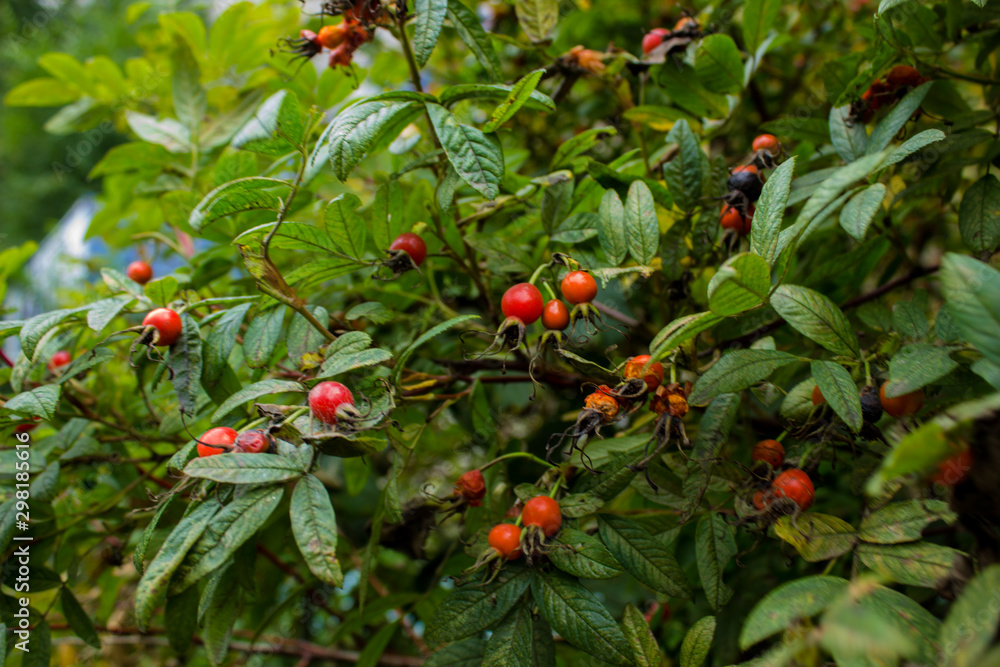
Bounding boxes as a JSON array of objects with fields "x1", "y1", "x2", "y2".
[
  {"x1": 879, "y1": 383, "x2": 924, "y2": 418},
  {"x1": 126, "y1": 260, "x2": 154, "y2": 285},
  {"x1": 521, "y1": 496, "x2": 562, "y2": 537},
  {"x1": 234, "y1": 429, "x2": 274, "y2": 454},
  {"x1": 771, "y1": 469, "x2": 814, "y2": 510},
  {"x1": 389, "y1": 233, "x2": 427, "y2": 266},
  {"x1": 752, "y1": 134, "x2": 780, "y2": 153},
  {"x1": 560, "y1": 271, "x2": 598, "y2": 305},
  {"x1": 197, "y1": 426, "x2": 238, "y2": 457},
  {"x1": 454, "y1": 469, "x2": 486, "y2": 507},
  {"x1": 488, "y1": 523, "x2": 523, "y2": 560},
  {"x1": 642, "y1": 28, "x2": 670, "y2": 55},
  {"x1": 48, "y1": 350, "x2": 72, "y2": 371},
  {"x1": 752, "y1": 439, "x2": 785, "y2": 468},
  {"x1": 542, "y1": 300, "x2": 570, "y2": 330},
  {"x1": 501, "y1": 283, "x2": 544, "y2": 325},
  {"x1": 142, "y1": 308, "x2": 183, "y2": 346},
  {"x1": 309, "y1": 381, "x2": 355, "y2": 425},
  {"x1": 624, "y1": 354, "x2": 664, "y2": 391}
]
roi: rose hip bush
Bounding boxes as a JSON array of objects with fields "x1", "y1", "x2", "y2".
[{"x1": 3, "y1": 0, "x2": 1000, "y2": 665}]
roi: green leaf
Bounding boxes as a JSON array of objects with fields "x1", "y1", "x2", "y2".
[
  {"x1": 392, "y1": 314, "x2": 479, "y2": 385},
  {"x1": 189, "y1": 177, "x2": 289, "y2": 231},
  {"x1": 959, "y1": 174, "x2": 1000, "y2": 254},
  {"x1": 696, "y1": 513, "x2": 736, "y2": 611},
  {"x1": 531, "y1": 569, "x2": 633, "y2": 666},
  {"x1": 167, "y1": 312, "x2": 203, "y2": 415},
  {"x1": 183, "y1": 452, "x2": 309, "y2": 484},
  {"x1": 3, "y1": 384, "x2": 61, "y2": 420},
  {"x1": 859, "y1": 500, "x2": 956, "y2": 544},
  {"x1": 3, "y1": 77, "x2": 82, "y2": 107},
  {"x1": 940, "y1": 565, "x2": 1000, "y2": 666},
  {"x1": 133, "y1": 494, "x2": 177, "y2": 575},
  {"x1": 427, "y1": 104, "x2": 504, "y2": 200},
  {"x1": 202, "y1": 303, "x2": 251, "y2": 384},
  {"x1": 318, "y1": 348, "x2": 392, "y2": 378},
  {"x1": 742, "y1": 0, "x2": 781, "y2": 52},
  {"x1": 413, "y1": 0, "x2": 448, "y2": 66},
  {"x1": 135, "y1": 501, "x2": 220, "y2": 631},
  {"x1": 688, "y1": 349, "x2": 798, "y2": 406},
  {"x1": 165, "y1": 585, "x2": 199, "y2": 654},
  {"x1": 651, "y1": 311, "x2": 723, "y2": 361},
  {"x1": 287, "y1": 305, "x2": 329, "y2": 367},
  {"x1": 514, "y1": 0, "x2": 558, "y2": 43},
  {"x1": 144, "y1": 276, "x2": 178, "y2": 305},
  {"x1": 20, "y1": 619, "x2": 49, "y2": 667},
  {"x1": 622, "y1": 603, "x2": 663, "y2": 667},
  {"x1": 19, "y1": 307, "x2": 85, "y2": 361},
  {"x1": 886, "y1": 343, "x2": 957, "y2": 397},
  {"x1": 242, "y1": 306, "x2": 285, "y2": 369},
  {"x1": 623, "y1": 180, "x2": 659, "y2": 264},
  {"x1": 771, "y1": 284, "x2": 859, "y2": 357},
  {"x1": 484, "y1": 69, "x2": 546, "y2": 132},
  {"x1": 707, "y1": 252, "x2": 770, "y2": 316},
  {"x1": 811, "y1": 360, "x2": 862, "y2": 432},
  {"x1": 172, "y1": 485, "x2": 285, "y2": 592},
  {"x1": 680, "y1": 616, "x2": 716, "y2": 667},
  {"x1": 232, "y1": 90, "x2": 307, "y2": 155},
  {"x1": 549, "y1": 528, "x2": 624, "y2": 579},
  {"x1": 211, "y1": 379, "x2": 303, "y2": 421},
  {"x1": 324, "y1": 193, "x2": 367, "y2": 259},
  {"x1": 550, "y1": 127, "x2": 616, "y2": 171},
  {"x1": 774, "y1": 513, "x2": 857, "y2": 562},
  {"x1": 201, "y1": 565, "x2": 240, "y2": 665},
  {"x1": 426, "y1": 564, "x2": 533, "y2": 645},
  {"x1": 893, "y1": 300, "x2": 928, "y2": 339},
  {"x1": 425, "y1": 639, "x2": 488, "y2": 666},
  {"x1": 60, "y1": 587, "x2": 101, "y2": 648},
  {"x1": 877, "y1": 128, "x2": 946, "y2": 172},
  {"x1": 483, "y1": 604, "x2": 545, "y2": 667},
  {"x1": 598, "y1": 189, "x2": 628, "y2": 265},
  {"x1": 290, "y1": 475, "x2": 344, "y2": 586},
  {"x1": 857, "y1": 542, "x2": 965, "y2": 588},
  {"x1": 598, "y1": 514, "x2": 691, "y2": 598},
  {"x1": 440, "y1": 83, "x2": 555, "y2": 112},
  {"x1": 87, "y1": 296, "x2": 135, "y2": 332},
  {"x1": 750, "y1": 157, "x2": 795, "y2": 266},
  {"x1": 939, "y1": 253, "x2": 1000, "y2": 366},
  {"x1": 829, "y1": 105, "x2": 868, "y2": 163},
  {"x1": 446, "y1": 0, "x2": 502, "y2": 80},
  {"x1": 867, "y1": 81, "x2": 933, "y2": 155},
  {"x1": 663, "y1": 120, "x2": 703, "y2": 212},
  {"x1": 840, "y1": 183, "x2": 886, "y2": 242},
  {"x1": 327, "y1": 100, "x2": 422, "y2": 180},
  {"x1": 740, "y1": 575, "x2": 848, "y2": 649},
  {"x1": 125, "y1": 111, "x2": 192, "y2": 152},
  {"x1": 695, "y1": 34, "x2": 744, "y2": 94}
]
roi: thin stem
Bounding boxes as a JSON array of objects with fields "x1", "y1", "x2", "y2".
[{"x1": 480, "y1": 451, "x2": 556, "y2": 471}]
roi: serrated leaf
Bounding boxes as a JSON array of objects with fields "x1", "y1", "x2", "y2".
[
  {"x1": 598, "y1": 514, "x2": 691, "y2": 598},
  {"x1": 696, "y1": 513, "x2": 736, "y2": 611},
  {"x1": 829, "y1": 105, "x2": 868, "y2": 163},
  {"x1": 126, "y1": 111, "x2": 191, "y2": 152},
  {"x1": 750, "y1": 157, "x2": 795, "y2": 265},
  {"x1": 427, "y1": 104, "x2": 504, "y2": 200},
  {"x1": 531, "y1": 569, "x2": 633, "y2": 666},
  {"x1": 774, "y1": 513, "x2": 857, "y2": 562},
  {"x1": 707, "y1": 252, "x2": 770, "y2": 316},
  {"x1": 940, "y1": 253, "x2": 1000, "y2": 366},
  {"x1": 598, "y1": 189, "x2": 628, "y2": 265},
  {"x1": 621, "y1": 603, "x2": 662, "y2": 667},
  {"x1": 426, "y1": 564, "x2": 533, "y2": 645},
  {"x1": 624, "y1": 180, "x2": 659, "y2": 264},
  {"x1": 885, "y1": 343, "x2": 957, "y2": 397},
  {"x1": 483, "y1": 604, "x2": 547, "y2": 667},
  {"x1": 202, "y1": 303, "x2": 251, "y2": 384},
  {"x1": 663, "y1": 120, "x2": 703, "y2": 212},
  {"x1": 549, "y1": 528, "x2": 623, "y2": 579},
  {"x1": 771, "y1": 284, "x2": 859, "y2": 357},
  {"x1": 165, "y1": 585, "x2": 199, "y2": 654},
  {"x1": 651, "y1": 311, "x2": 723, "y2": 361},
  {"x1": 183, "y1": 452, "x2": 308, "y2": 484},
  {"x1": 60, "y1": 587, "x2": 101, "y2": 648},
  {"x1": 3, "y1": 384, "x2": 61, "y2": 420},
  {"x1": 19, "y1": 308, "x2": 84, "y2": 361},
  {"x1": 695, "y1": 34, "x2": 743, "y2": 94},
  {"x1": 317, "y1": 348, "x2": 392, "y2": 378},
  {"x1": 290, "y1": 475, "x2": 343, "y2": 586},
  {"x1": 857, "y1": 542, "x2": 964, "y2": 588},
  {"x1": 211, "y1": 379, "x2": 303, "y2": 421},
  {"x1": 135, "y1": 502, "x2": 220, "y2": 631},
  {"x1": 878, "y1": 128, "x2": 946, "y2": 172},
  {"x1": 87, "y1": 295, "x2": 135, "y2": 332},
  {"x1": 867, "y1": 81, "x2": 932, "y2": 155},
  {"x1": 440, "y1": 83, "x2": 554, "y2": 112},
  {"x1": 425, "y1": 638, "x2": 488, "y2": 666},
  {"x1": 201, "y1": 565, "x2": 240, "y2": 665},
  {"x1": 680, "y1": 616, "x2": 715, "y2": 667},
  {"x1": 859, "y1": 500, "x2": 956, "y2": 544},
  {"x1": 242, "y1": 306, "x2": 285, "y2": 369},
  {"x1": 189, "y1": 177, "x2": 289, "y2": 231},
  {"x1": 446, "y1": 0, "x2": 502, "y2": 80},
  {"x1": 840, "y1": 183, "x2": 886, "y2": 242},
  {"x1": 167, "y1": 312, "x2": 203, "y2": 415},
  {"x1": 811, "y1": 360, "x2": 862, "y2": 432},
  {"x1": 959, "y1": 174, "x2": 1000, "y2": 254},
  {"x1": 740, "y1": 575, "x2": 848, "y2": 649},
  {"x1": 232, "y1": 89, "x2": 307, "y2": 155},
  {"x1": 172, "y1": 485, "x2": 284, "y2": 592},
  {"x1": 689, "y1": 349, "x2": 798, "y2": 406},
  {"x1": 324, "y1": 193, "x2": 367, "y2": 259},
  {"x1": 484, "y1": 69, "x2": 545, "y2": 132},
  {"x1": 327, "y1": 100, "x2": 422, "y2": 180},
  {"x1": 515, "y1": 0, "x2": 558, "y2": 43},
  {"x1": 413, "y1": 0, "x2": 448, "y2": 66}
]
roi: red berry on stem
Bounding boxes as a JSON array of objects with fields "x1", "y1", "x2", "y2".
[
  {"x1": 752, "y1": 439, "x2": 785, "y2": 467},
  {"x1": 521, "y1": 496, "x2": 562, "y2": 537},
  {"x1": 142, "y1": 308, "x2": 183, "y2": 347},
  {"x1": 642, "y1": 28, "x2": 669, "y2": 55},
  {"x1": 48, "y1": 350, "x2": 71, "y2": 371},
  {"x1": 624, "y1": 354, "x2": 664, "y2": 391},
  {"x1": 127, "y1": 260, "x2": 153, "y2": 285},
  {"x1": 389, "y1": 233, "x2": 427, "y2": 266},
  {"x1": 454, "y1": 469, "x2": 486, "y2": 506},
  {"x1": 235, "y1": 429, "x2": 273, "y2": 454},
  {"x1": 198, "y1": 426, "x2": 238, "y2": 457},
  {"x1": 488, "y1": 523, "x2": 523, "y2": 560},
  {"x1": 771, "y1": 469, "x2": 814, "y2": 510},
  {"x1": 542, "y1": 300, "x2": 570, "y2": 330},
  {"x1": 309, "y1": 381, "x2": 355, "y2": 425},
  {"x1": 561, "y1": 271, "x2": 598, "y2": 305},
  {"x1": 752, "y1": 134, "x2": 780, "y2": 153},
  {"x1": 501, "y1": 283, "x2": 544, "y2": 325},
  {"x1": 879, "y1": 383, "x2": 924, "y2": 418}
]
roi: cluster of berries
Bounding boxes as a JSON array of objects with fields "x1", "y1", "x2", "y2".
[
  {"x1": 720, "y1": 134, "x2": 784, "y2": 236},
  {"x1": 641, "y1": 16, "x2": 702, "y2": 58},
  {"x1": 850, "y1": 65, "x2": 929, "y2": 125},
  {"x1": 289, "y1": 21, "x2": 375, "y2": 69},
  {"x1": 487, "y1": 496, "x2": 562, "y2": 561}
]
